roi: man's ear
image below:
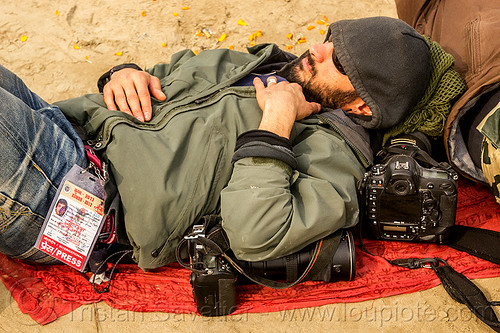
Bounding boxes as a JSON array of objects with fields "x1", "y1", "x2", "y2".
[{"x1": 342, "y1": 97, "x2": 372, "y2": 116}]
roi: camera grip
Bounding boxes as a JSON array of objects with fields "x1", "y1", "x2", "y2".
[{"x1": 191, "y1": 272, "x2": 237, "y2": 316}]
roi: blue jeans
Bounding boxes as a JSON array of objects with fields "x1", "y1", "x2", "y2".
[{"x1": 0, "y1": 65, "x2": 87, "y2": 263}]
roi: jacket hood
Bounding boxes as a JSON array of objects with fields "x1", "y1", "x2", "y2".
[{"x1": 325, "y1": 16, "x2": 431, "y2": 129}]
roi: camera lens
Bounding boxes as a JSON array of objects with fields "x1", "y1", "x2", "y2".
[{"x1": 393, "y1": 179, "x2": 411, "y2": 196}]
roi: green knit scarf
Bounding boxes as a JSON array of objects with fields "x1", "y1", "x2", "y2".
[{"x1": 383, "y1": 37, "x2": 467, "y2": 145}]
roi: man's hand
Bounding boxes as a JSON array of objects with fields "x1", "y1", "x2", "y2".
[
  {"x1": 103, "y1": 68, "x2": 166, "y2": 122},
  {"x1": 254, "y1": 76, "x2": 321, "y2": 138}
]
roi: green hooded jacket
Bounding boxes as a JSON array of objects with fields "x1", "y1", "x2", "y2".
[{"x1": 55, "y1": 44, "x2": 370, "y2": 269}]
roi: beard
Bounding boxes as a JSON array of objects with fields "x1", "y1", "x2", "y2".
[{"x1": 276, "y1": 51, "x2": 358, "y2": 110}]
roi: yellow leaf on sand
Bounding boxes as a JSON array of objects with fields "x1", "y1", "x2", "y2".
[
  {"x1": 73, "y1": 44, "x2": 80, "y2": 49},
  {"x1": 319, "y1": 29, "x2": 325, "y2": 35},
  {"x1": 237, "y1": 19, "x2": 247, "y2": 26},
  {"x1": 181, "y1": 6, "x2": 190, "y2": 10},
  {"x1": 286, "y1": 45, "x2": 293, "y2": 51},
  {"x1": 20, "y1": 35, "x2": 28, "y2": 42},
  {"x1": 228, "y1": 45, "x2": 234, "y2": 50},
  {"x1": 173, "y1": 12, "x2": 179, "y2": 17},
  {"x1": 55, "y1": 10, "x2": 60, "y2": 16},
  {"x1": 286, "y1": 33, "x2": 293, "y2": 40},
  {"x1": 114, "y1": 51, "x2": 123, "y2": 56},
  {"x1": 307, "y1": 25, "x2": 315, "y2": 30},
  {"x1": 161, "y1": 42, "x2": 167, "y2": 47},
  {"x1": 218, "y1": 33, "x2": 227, "y2": 42},
  {"x1": 141, "y1": 11, "x2": 147, "y2": 17}
]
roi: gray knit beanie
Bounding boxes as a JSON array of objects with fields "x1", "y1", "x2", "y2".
[{"x1": 325, "y1": 16, "x2": 431, "y2": 129}]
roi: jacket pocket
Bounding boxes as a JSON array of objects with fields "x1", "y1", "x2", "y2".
[{"x1": 465, "y1": 17, "x2": 481, "y2": 78}]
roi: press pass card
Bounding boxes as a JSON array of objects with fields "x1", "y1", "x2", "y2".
[{"x1": 35, "y1": 164, "x2": 106, "y2": 271}]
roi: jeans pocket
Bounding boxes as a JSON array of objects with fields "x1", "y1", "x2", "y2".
[{"x1": 0, "y1": 193, "x2": 57, "y2": 263}]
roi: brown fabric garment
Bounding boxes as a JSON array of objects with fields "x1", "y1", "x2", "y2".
[{"x1": 395, "y1": 0, "x2": 500, "y2": 182}]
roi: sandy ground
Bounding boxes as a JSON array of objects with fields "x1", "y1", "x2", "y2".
[{"x1": 0, "y1": 0, "x2": 499, "y2": 332}]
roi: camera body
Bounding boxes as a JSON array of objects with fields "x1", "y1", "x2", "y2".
[
  {"x1": 187, "y1": 225, "x2": 237, "y2": 317},
  {"x1": 362, "y1": 142, "x2": 458, "y2": 244}
]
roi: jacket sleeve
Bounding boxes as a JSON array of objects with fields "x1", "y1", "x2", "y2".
[{"x1": 220, "y1": 127, "x2": 365, "y2": 261}]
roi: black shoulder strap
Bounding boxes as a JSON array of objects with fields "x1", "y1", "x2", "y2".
[
  {"x1": 433, "y1": 262, "x2": 500, "y2": 332},
  {"x1": 446, "y1": 225, "x2": 500, "y2": 265},
  {"x1": 386, "y1": 257, "x2": 500, "y2": 332}
]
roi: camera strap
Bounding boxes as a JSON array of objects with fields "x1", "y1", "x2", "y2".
[
  {"x1": 389, "y1": 258, "x2": 500, "y2": 332},
  {"x1": 446, "y1": 225, "x2": 500, "y2": 265},
  {"x1": 358, "y1": 231, "x2": 500, "y2": 332}
]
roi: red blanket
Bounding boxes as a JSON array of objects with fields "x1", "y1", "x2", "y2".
[{"x1": 1, "y1": 179, "x2": 499, "y2": 325}]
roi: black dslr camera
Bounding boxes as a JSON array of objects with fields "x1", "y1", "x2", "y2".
[
  {"x1": 186, "y1": 224, "x2": 237, "y2": 317},
  {"x1": 184, "y1": 221, "x2": 355, "y2": 317},
  {"x1": 361, "y1": 136, "x2": 458, "y2": 244}
]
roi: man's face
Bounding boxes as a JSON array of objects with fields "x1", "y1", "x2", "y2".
[
  {"x1": 56, "y1": 202, "x2": 66, "y2": 215},
  {"x1": 278, "y1": 42, "x2": 359, "y2": 110}
]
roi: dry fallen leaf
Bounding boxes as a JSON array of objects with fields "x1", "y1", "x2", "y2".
[
  {"x1": 20, "y1": 35, "x2": 28, "y2": 42},
  {"x1": 286, "y1": 45, "x2": 293, "y2": 51},
  {"x1": 249, "y1": 30, "x2": 263, "y2": 41},
  {"x1": 55, "y1": 10, "x2": 60, "y2": 16},
  {"x1": 181, "y1": 6, "x2": 190, "y2": 10},
  {"x1": 307, "y1": 25, "x2": 315, "y2": 30},
  {"x1": 286, "y1": 33, "x2": 293, "y2": 40},
  {"x1": 161, "y1": 42, "x2": 167, "y2": 47},
  {"x1": 173, "y1": 12, "x2": 179, "y2": 17},
  {"x1": 319, "y1": 29, "x2": 325, "y2": 35},
  {"x1": 114, "y1": 51, "x2": 123, "y2": 56},
  {"x1": 73, "y1": 44, "x2": 80, "y2": 49},
  {"x1": 218, "y1": 33, "x2": 227, "y2": 42},
  {"x1": 237, "y1": 19, "x2": 247, "y2": 26},
  {"x1": 228, "y1": 45, "x2": 234, "y2": 50},
  {"x1": 297, "y1": 36, "x2": 307, "y2": 44},
  {"x1": 141, "y1": 10, "x2": 147, "y2": 17}
]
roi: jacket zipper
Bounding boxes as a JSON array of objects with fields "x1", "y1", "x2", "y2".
[
  {"x1": 316, "y1": 114, "x2": 371, "y2": 168},
  {"x1": 145, "y1": 87, "x2": 254, "y2": 259}
]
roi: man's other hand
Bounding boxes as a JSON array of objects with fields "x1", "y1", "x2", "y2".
[
  {"x1": 103, "y1": 68, "x2": 166, "y2": 122},
  {"x1": 254, "y1": 76, "x2": 321, "y2": 138}
]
